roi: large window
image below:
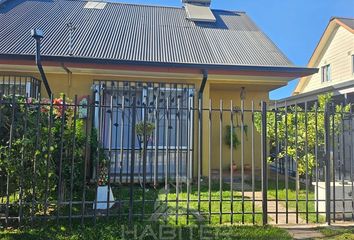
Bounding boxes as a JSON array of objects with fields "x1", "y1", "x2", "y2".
[
  {"x1": 321, "y1": 64, "x2": 331, "y2": 83},
  {"x1": 0, "y1": 75, "x2": 41, "y2": 98},
  {"x1": 93, "y1": 80, "x2": 195, "y2": 181}
]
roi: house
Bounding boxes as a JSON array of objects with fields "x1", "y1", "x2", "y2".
[
  {"x1": 0, "y1": 0, "x2": 317, "y2": 181},
  {"x1": 292, "y1": 17, "x2": 354, "y2": 104}
]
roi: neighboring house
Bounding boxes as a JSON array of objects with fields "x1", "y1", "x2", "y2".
[
  {"x1": 292, "y1": 17, "x2": 354, "y2": 104},
  {"x1": 0, "y1": 0, "x2": 316, "y2": 180}
]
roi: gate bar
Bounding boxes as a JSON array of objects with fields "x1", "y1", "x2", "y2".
[{"x1": 261, "y1": 101, "x2": 268, "y2": 225}]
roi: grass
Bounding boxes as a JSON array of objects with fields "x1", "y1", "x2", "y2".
[
  {"x1": 249, "y1": 177, "x2": 326, "y2": 223},
  {"x1": 267, "y1": 179, "x2": 326, "y2": 223},
  {"x1": 0, "y1": 220, "x2": 292, "y2": 240},
  {"x1": 160, "y1": 180, "x2": 263, "y2": 225},
  {"x1": 318, "y1": 226, "x2": 354, "y2": 240}
]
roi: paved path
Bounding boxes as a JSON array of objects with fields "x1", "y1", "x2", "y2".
[
  {"x1": 283, "y1": 227, "x2": 324, "y2": 239},
  {"x1": 242, "y1": 191, "x2": 306, "y2": 224}
]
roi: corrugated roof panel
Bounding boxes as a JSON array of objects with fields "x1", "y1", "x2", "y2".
[{"x1": 0, "y1": 0, "x2": 294, "y2": 67}]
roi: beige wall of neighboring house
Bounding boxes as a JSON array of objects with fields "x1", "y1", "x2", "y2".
[{"x1": 294, "y1": 17, "x2": 354, "y2": 96}]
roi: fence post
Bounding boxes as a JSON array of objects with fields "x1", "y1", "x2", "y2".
[
  {"x1": 324, "y1": 103, "x2": 331, "y2": 225},
  {"x1": 129, "y1": 95, "x2": 137, "y2": 225},
  {"x1": 261, "y1": 101, "x2": 268, "y2": 225}
]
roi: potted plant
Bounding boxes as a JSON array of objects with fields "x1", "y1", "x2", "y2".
[
  {"x1": 225, "y1": 124, "x2": 248, "y2": 172},
  {"x1": 135, "y1": 121, "x2": 155, "y2": 187},
  {"x1": 232, "y1": 161, "x2": 237, "y2": 172},
  {"x1": 94, "y1": 161, "x2": 115, "y2": 210}
]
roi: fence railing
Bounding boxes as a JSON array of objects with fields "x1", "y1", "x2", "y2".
[{"x1": 0, "y1": 92, "x2": 353, "y2": 228}]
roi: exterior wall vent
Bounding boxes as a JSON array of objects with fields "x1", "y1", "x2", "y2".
[
  {"x1": 182, "y1": 0, "x2": 216, "y2": 23},
  {"x1": 84, "y1": 1, "x2": 107, "y2": 9}
]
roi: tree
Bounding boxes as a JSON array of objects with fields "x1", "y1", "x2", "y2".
[{"x1": 254, "y1": 94, "x2": 350, "y2": 190}]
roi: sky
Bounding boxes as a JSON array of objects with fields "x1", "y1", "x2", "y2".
[{"x1": 114, "y1": 0, "x2": 354, "y2": 99}]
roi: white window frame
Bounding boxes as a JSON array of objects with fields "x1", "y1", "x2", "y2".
[{"x1": 321, "y1": 64, "x2": 331, "y2": 83}]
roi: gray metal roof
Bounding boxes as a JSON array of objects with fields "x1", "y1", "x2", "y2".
[
  {"x1": 336, "y1": 17, "x2": 354, "y2": 31},
  {"x1": 0, "y1": 0, "x2": 295, "y2": 68}
]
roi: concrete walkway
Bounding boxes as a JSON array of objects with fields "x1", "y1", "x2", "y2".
[
  {"x1": 243, "y1": 191, "x2": 306, "y2": 224},
  {"x1": 281, "y1": 225, "x2": 324, "y2": 239}
]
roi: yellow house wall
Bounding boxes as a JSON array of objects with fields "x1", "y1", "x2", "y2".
[
  {"x1": 1, "y1": 69, "x2": 274, "y2": 178},
  {"x1": 206, "y1": 88, "x2": 268, "y2": 175}
]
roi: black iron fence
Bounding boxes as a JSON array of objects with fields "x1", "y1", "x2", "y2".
[{"x1": 0, "y1": 90, "x2": 353, "y2": 228}]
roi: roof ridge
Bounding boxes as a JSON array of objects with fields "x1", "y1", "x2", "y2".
[
  {"x1": 331, "y1": 16, "x2": 354, "y2": 21},
  {"x1": 69, "y1": 0, "x2": 248, "y2": 13}
]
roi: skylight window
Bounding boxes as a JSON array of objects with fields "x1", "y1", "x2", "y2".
[
  {"x1": 84, "y1": 1, "x2": 107, "y2": 9},
  {"x1": 184, "y1": 3, "x2": 216, "y2": 22}
]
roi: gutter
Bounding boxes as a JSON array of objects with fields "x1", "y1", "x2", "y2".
[
  {"x1": 197, "y1": 69, "x2": 208, "y2": 178},
  {"x1": 0, "y1": 54, "x2": 318, "y2": 78}
]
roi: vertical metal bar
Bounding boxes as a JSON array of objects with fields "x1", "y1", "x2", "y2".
[
  {"x1": 261, "y1": 101, "x2": 268, "y2": 226},
  {"x1": 114, "y1": 91, "x2": 119, "y2": 184},
  {"x1": 119, "y1": 95, "x2": 125, "y2": 184},
  {"x1": 285, "y1": 101, "x2": 289, "y2": 224},
  {"x1": 230, "y1": 100, "x2": 234, "y2": 224},
  {"x1": 197, "y1": 97, "x2": 202, "y2": 212},
  {"x1": 251, "y1": 100, "x2": 255, "y2": 225},
  {"x1": 176, "y1": 98, "x2": 180, "y2": 225},
  {"x1": 305, "y1": 101, "x2": 309, "y2": 223},
  {"x1": 241, "y1": 98, "x2": 245, "y2": 224},
  {"x1": 142, "y1": 96, "x2": 147, "y2": 220},
  {"x1": 340, "y1": 103, "x2": 346, "y2": 221},
  {"x1": 186, "y1": 96, "x2": 192, "y2": 224},
  {"x1": 350, "y1": 105, "x2": 354, "y2": 221},
  {"x1": 44, "y1": 95, "x2": 53, "y2": 218},
  {"x1": 126, "y1": 83, "x2": 132, "y2": 184},
  {"x1": 274, "y1": 101, "x2": 279, "y2": 224},
  {"x1": 81, "y1": 95, "x2": 91, "y2": 226},
  {"x1": 94, "y1": 82, "x2": 104, "y2": 224},
  {"x1": 208, "y1": 98, "x2": 212, "y2": 224},
  {"x1": 106, "y1": 95, "x2": 113, "y2": 217},
  {"x1": 295, "y1": 102, "x2": 299, "y2": 224},
  {"x1": 69, "y1": 95, "x2": 78, "y2": 227},
  {"x1": 18, "y1": 95, "x2": 28, "y2": 225},
  {"x1": 153, "y1": 90, "x2": 159, "y2": 187},
  {"x1": 165, "y1": 98, "x2": 170, "y2": 223},
  {"x1": 57, "y1": 95, "x2": 66, "y2": 224},
  {"x1": 5, "y1": 95, "x2": 16, "y2": 227},
  {"x1": 129, "y1": 95, "x2": 137, "y2": 225},
  {"x1": 315, "y1": 102, "x2": 319, "y2": 223},
  {"x1": 219, "y1": 99, "x2": 223, "y2": 224},
  {"x1": 324, "y1": 103, "x2": 331, "y2": 225},
  {"x1": 32, "y1": 94, "x2": 41, "y2": 224},
  {"x1": 332, "y1": 103, "x2": 336, "y2": 222}
]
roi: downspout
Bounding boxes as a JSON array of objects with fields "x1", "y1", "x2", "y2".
[
  {"x1": 197, "y1": 69, "x2": 208, "y2": 178},
  {"x1": 31, "y1": 29, "x2": 52, "y2": 97},
  {"x1": 61, "y1": 63, "x2": 72, "y2": 96}
]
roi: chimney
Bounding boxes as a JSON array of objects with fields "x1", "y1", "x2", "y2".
[{"x1": 182, "y1": 0, "x2": 216, "y2": 22}]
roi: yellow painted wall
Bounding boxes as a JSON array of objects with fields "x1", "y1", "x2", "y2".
[
  {"x1": 206, "y1": 87, "x2": 268, "y2": 176},
  {"x1": 1, "y1": 69, "x2": 273, "y2": 178}
]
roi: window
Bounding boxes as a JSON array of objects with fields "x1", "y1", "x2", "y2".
[
  {"x1": 0, "y1": 75, "x2": 41, "y2": 98},
  {"x1": 352, "y1": 55, "x2": 354, "y2": 74},
  {"x1": 321, "y1": 64, "x2": 331, "y2": 83},
  {"x1": 92, "y1": 80, "x2": 195, "y2": 179}
]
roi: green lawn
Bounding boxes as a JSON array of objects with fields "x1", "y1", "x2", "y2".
[
  {"x1": 160, "y1": 181, "x2": 263, "y2": 225},
  {"x1": 0, "y1": 221, "x2": 291, "y2": 240},
  {"x1": 249, "y1": 178, "x2": 326, "y2": 223},
  {"x1": 318, "y1": 226, "x2": 354, "y2": 240},
  {"x1": 266, "y1": 179, "x2": 326, "y2": 223}
]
